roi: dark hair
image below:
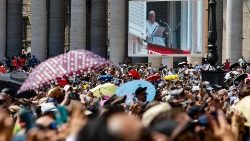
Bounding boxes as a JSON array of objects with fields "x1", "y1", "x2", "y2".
[
  {"x1": 149, "y1": 109, "x2": 183, "y2": 127},
  {"x1": 77, "y1": 118, "x2": 118, "y2": 141},
  {"x1": 101, "y1": 105, "x2": 125, "y2": 119}
]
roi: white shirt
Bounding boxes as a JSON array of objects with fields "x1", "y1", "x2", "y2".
[
  {"x1": 146, "y1": 20, "x2": 165, "y2": 46},
  {"x1": 146, "y1": 20, "x2": 159, "y2": 38}
]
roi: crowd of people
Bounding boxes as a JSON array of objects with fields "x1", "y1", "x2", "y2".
[
  {"x1": 0, "y1": 55, "x2": 250, "y2": 141},
  {"x1": 0, "y1": 54, "x2": 38, "y2": 74}
]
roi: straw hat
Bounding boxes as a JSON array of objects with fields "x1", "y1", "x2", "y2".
[{"x1": 142, "y1": 103, "x2": 172, "y2": 126}]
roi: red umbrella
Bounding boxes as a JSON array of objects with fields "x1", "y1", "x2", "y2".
[
  {"x1": 18, "y1": 50, "x2": 112, "y2": 93},
  {"x1": 128, "y1": 70, "x2": 141, "y2": 80},
  {"x1": 146, "y1": 74, "x2": 161, "y2": 82}
]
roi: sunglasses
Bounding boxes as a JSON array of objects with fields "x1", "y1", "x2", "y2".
[{"x1": 36, "y1": 122, "x2": 57, "y2": 130}]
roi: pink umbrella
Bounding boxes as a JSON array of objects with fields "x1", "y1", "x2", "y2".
[{"x1": 18, "y1": 50, "x2": 112, "y2": 94}]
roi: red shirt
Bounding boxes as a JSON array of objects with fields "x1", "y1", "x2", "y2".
[
  {"x1": 19, "y1": 58, "x2": 26, "y2": 66},
  {"x1": 0, "y1": 66, "x2": 7, "y2": 73},
  {"x1": 224, "y1": 62, "x2": 230, "y2": 71},
  {"x1": 12, "y1": 59, "x2": 18, "y2": 67},
  {"x1": 58, "y1": 79, "x2": 68, "y2": 87}
]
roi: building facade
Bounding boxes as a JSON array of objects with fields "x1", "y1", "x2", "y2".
[{"x1": 0, "y1": 0, "x2": 249, "y2": 66}]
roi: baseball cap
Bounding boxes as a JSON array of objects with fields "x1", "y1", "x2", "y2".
[{"x1": 40, "y1": 103, "x2": 58, "y2": 114}]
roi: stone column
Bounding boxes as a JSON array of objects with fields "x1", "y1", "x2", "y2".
[
  {"x1": 109, "y1": 0, "x2": 125, "y2": 64},
  {"x1": 31, "y1": 0, "x2": 47, "y2": 61},
  {"x1": 70, "y1": 0, "x2": 86, "y2": 50},
  {"x1": 148, "y1": 57, "x2": 162, "y2": 69},
  {"x1": 196, "y1": 0, "x2": 203, "y2": 54},
  {"x1": 48, "y1": 0, "x2": 65, "y2": 57},
  {"x1": 162, "y1": 57, "x2": 174, "y2": 69},
  {"x1": 192, "y1": 0, "x2": 198, "y2": 53},
  {"x1": 216, "y1": 0, "x2": 223, "y2": 64},
  {"x1": 90, "y1": 0, "x2": 107, "y2": 58},
  {"x1": 187, "y1": 56, "x2": 202, "y2": 65},
  {"x1": 7, "y1": 0, "x2": 23, "y2": 57},
  {"x1": 202, "y1": 0, "x2": 209, "y2": 57},
  {"x1": 0, "y1": 0, "x2": 6, "y2": 59},
  {"x1": 242, "y1": 0, "x2": 250, "y2": 62},
  {"x1": 226, "y1": 0, "x2": 243, "y2": 63},
  {"x1": 187, "y1": 0, "x2": 193, "y2": 51},
  {"x1": 180, "y1": 1, "x2": 188, "y2": 51}
]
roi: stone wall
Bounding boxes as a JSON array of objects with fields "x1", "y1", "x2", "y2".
[{"x1": 242, "y1": 0, "x2": 250, "y2": 62}]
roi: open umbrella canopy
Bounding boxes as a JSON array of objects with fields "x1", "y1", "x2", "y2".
[
  {"x1": 164, "y1": 75, "x2": 179, "y2": 81},
  {"x1": 16, "y1": 90, "x2": 37, "y2": 99},
  {"x1": 0, "y1": 72, "x2": 26, "y2": 92},
  {"x1": 18, "y1": 50, "x2": 112, "y2": 94},
  {"x1": 128, "y1": 70, "x2": 141, "y2": 80},
  {"x1": 146, "y1": 74, "x2": 161, "y2": 82},
  {"x1": 90, "y1": 83, "x2": 117, "y2": 97},
  {"x1": 115, "y1": 80, "x2": 156, "y2": 103},
  {"x1": 98, "y1": 75, "x2": 113, "y2": 81}
]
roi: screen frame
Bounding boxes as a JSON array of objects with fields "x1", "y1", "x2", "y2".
[{"x1": 126, "y1": 0, "x2": 204, "y2": 58}]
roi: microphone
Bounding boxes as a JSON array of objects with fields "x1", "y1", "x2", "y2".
[{"x1": 159, "y1": 20, "x2": 171, "y2": 31}]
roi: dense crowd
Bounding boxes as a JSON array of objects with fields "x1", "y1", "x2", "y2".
[
  {"x1": 0, "y1": 54, "x2": 38, "y2": 74},
  {"x1": 0, "y1": 55, "x2": 250, "y2": 141}
]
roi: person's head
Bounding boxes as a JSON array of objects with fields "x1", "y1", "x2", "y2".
[
  {"x1": 40, "y1": 103, "x2": 58, "y2": 118},
  {"x1": 100, "y1": 105, "x2": 125, "y2": 119},
  {"x1": 228, "y1": 86, "x2": 239, "y2": 97},
  {"x1": 187, "y1": 105, "x2": 204, "y2": 119},
  {"x1": 0, "y1": 88, "x2": 15, "y2": 108},
  {"x1": 17, "y1": 109, "x2": 35, "y2": 130},
  {"x1": 151, "y1": 120, "x2": 178, "y2": 141},
  {"x1": 135, "y1": 87, "x2": 147, "y2": 102},
  {"x1": 218, "y1": 89, "x2": 228, "y2": 101},
  {"x1": 148, "y1": 11, "x2": 156, "y2": 23},
  {"x1": 107, "y1": 113, "x2": 152, "y2": 141},
  {"x1": 183, "y1": 87, "x2": 191, "y2": 95},
  {"x1": 63, "y1": 85, "x2": 73, "y2": 93},
  {"x1": 0, "y1": 108, "x2": 13, "y2": 141},
  {"x1": 77, "y1": 117, "x2": 118, "y2": 141},
  {"x1": 47, "y1": 87, "x2": 63, "y2": 103},
  {"x1": 154, "y1": 90, "x2": 162, "y2": 101}
]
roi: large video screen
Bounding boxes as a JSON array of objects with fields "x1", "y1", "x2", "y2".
[{"x1": 128, "y1": 0, "x2": 204, "y2": 56}]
